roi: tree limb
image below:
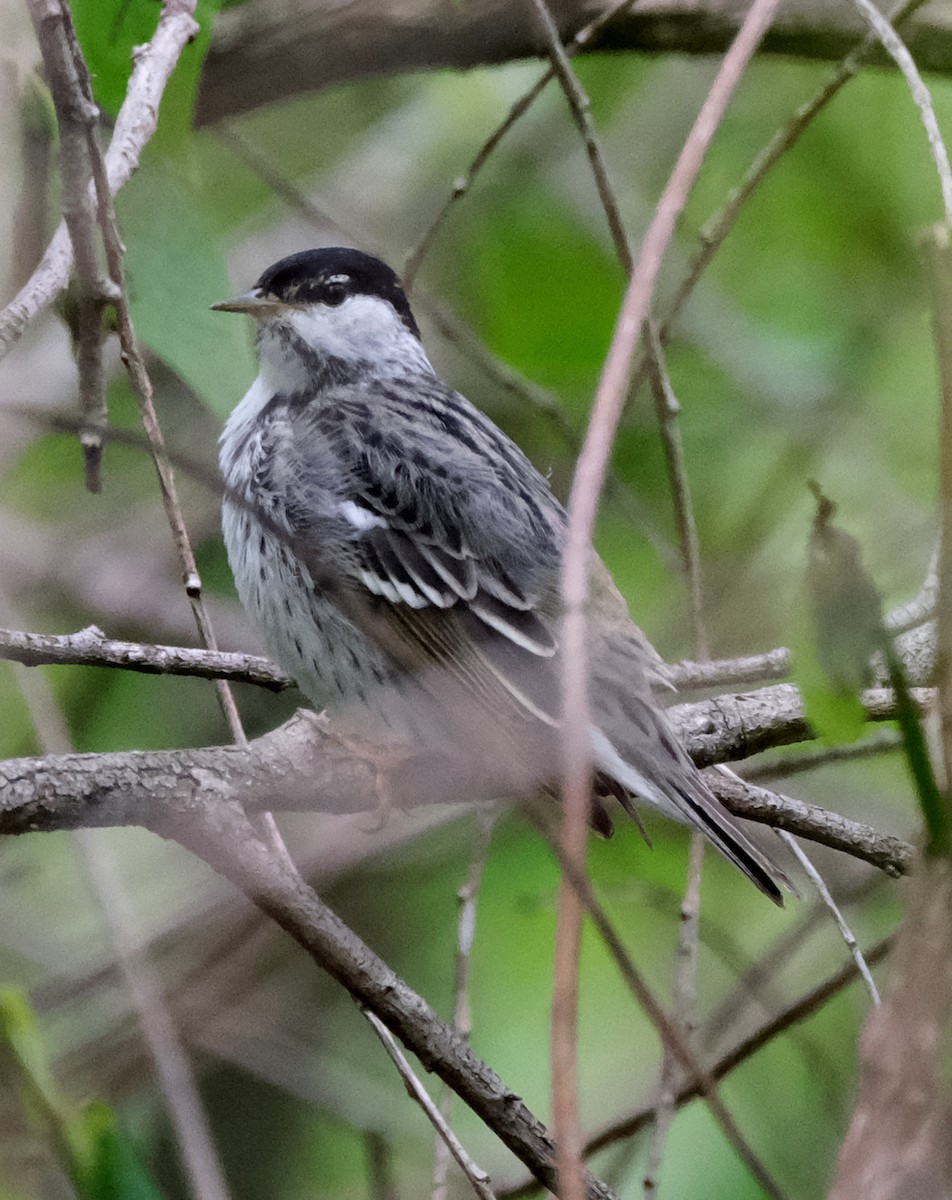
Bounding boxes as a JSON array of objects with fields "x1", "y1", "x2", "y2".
[
  {"x1": 197, "y1": 0, "x2": 952, "y2": 125},
  {"x1": 0, "y1": 689, "x2": 917, "y2": 875},
  {"x1": 160, "y1": 795, "x2": 621, "y2": 1200}
]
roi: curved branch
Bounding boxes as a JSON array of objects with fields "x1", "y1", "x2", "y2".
[
  {"x1": 197, "y1": 0, "x2": 952, "y2": 125},
  {"x1": 0, "y1": 687, "x2": 918, "y2": 875}
]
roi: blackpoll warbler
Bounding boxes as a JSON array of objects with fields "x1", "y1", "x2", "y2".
[{"x1": 215, "y1": 247, "x2": 783, "y2": 904}]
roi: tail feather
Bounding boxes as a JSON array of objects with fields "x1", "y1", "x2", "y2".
[
  {"x1": 590, "y1": 726, "x2": 786, "y2": 905},
  {"x1": 671, "y1": 781, "x2": 786, "y2": 905}
]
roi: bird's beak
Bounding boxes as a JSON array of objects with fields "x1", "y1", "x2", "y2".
[{"x1": 210, "y1": 290, "x2": 282, "y2": 316}]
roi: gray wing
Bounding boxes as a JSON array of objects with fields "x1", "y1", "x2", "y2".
[{"x1": 282, "y1": 377, "x2": 568, "y2": 725}]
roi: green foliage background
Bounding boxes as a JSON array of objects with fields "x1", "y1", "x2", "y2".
[{"x1": 0, "y1": 1, "x2": 938, "y2": 1196}]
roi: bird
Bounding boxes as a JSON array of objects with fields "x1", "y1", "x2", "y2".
[{"x1": 214, "y1": 246, "x2": 784, "y2": 904}]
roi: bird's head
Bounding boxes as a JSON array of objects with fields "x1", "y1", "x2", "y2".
[{"x1": 212, "y1": 247, "x2": 431, "y2": 391}]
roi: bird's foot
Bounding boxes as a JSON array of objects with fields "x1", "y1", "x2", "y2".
[{"x1": 302, "y1": 709, "x2": 412, "y2": 831}]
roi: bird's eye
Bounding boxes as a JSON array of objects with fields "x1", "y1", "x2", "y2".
[{"x1": 322, "y1": 281, "x2": 347, "y2": 307}]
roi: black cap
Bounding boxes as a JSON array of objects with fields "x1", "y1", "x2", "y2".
[{"x1": 255, "y1": 247, "x2": 420, "y2": 339}]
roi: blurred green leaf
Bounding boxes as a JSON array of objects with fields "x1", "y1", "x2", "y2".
[
  {"x1": 0, "y1": 988, "x2": 92, "y2": 1186},
  {"x1": 72, "y1": 0, "x2": 223, "y2": 152},
  {"x1": 0, "y1": 992, "x2": 166, "y2": 1200},
  {"x1": 18, "y1": 71, "x2": 57, "y2": 149},
  {"x1": 806, "y1": 488, "x2": 882, "y2": 693},
  {"x1": 455, "y1": 192, "x2": 622, "y2": 391},
  {"x1": 799, "y1": 483, "x2": 882, "y2": 740},
  {"x1": 79, "y1": 1104, "x2": 166, "y2": 1200},
  {"x1": 117, "y1": 157, "x2": 256, "y2": 417}
]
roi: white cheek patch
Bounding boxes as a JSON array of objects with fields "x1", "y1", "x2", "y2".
[{"x1": 287, "y1": 295, "x2": 432, "y2": 371}]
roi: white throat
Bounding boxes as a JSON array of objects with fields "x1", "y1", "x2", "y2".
[{"x1": 257, "y1": 293, "x2": 434, "y2": 394}]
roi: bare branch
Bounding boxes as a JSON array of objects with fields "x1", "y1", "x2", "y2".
[
  {"x1": 0, "y1": 623, "x2": 795, "y2": 698},
  {"x1": 26, "y1": 0, "x2": 113, "y2": 491},
  {"x1": 560, "y1": 0, "x2": 783, "y2": 908},
  {"x1": 432, "y1": 809, "x2": 498, "y2": 1200},
  {"x1": 0, "y1": 687, "x2": 917, "y2": 875},
  {"x1": 643, "y1": 833, "x2": 703, "y2": 1196},
  {"x1": 403, "y1": 0, "x2": 637, "y2": 286},
  {"x1": 0, "y1": 625, "x2": 291, "y2": 691},
  {"x1": 523, "y1": 11, "x2": 623, "y2": 1186},
  {"x1": 644, "y1": 326, "x2": 708, "y2": 659},
  {"x1": 929, "y1": 226, "x2": 952, "y2": 824},
  {"x1": 743, "y1": 732, "x2": 902, "y2": 782},
  {"x1": 533, "y1": 821, "x2": 787, "y2": 1200},
  {"x1": 671, "y1": 683, "x2": 932, "y2": 767},
  {"x1": 171, "y1": 798, "x2": 621, "y2": 1200},
  {"x1": 362, "y1": 1009, "x2": 496, "y2": 1200},
  {"x1": 668, "y1": 648, "x2": 791, "y2": 689},
  {"x1": 525, "y1": 0, "x2": 631, "y2": 274},
  {"x1": 196, "y1": 0, "x2": 952, "y2": 126},
  {"x1": 657, "y1": 0, "x2": 930, "y2": 351},
  {"x1": 712, "y1": 773, "x2": 914, "y2": 876},
  {"x1": 777, "y1": 831, "x2": 881, "y2": 1005},
  {"x1": 851, "y1": 0, "x2": 952, "y2": 224},
  {"x1": 0, "y1": 1, "x2": 199, "y2": 360}
]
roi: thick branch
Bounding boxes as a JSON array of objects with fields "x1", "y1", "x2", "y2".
[
  {"x1": 0, "y1": 688, "x2": 917, "y2": 874},
  {"x1": 137, "y1": 779, "x2": 619, "y2": 1198},
  {"x1": 198, "y1": 0, "x2": 952, "y2": 125}
]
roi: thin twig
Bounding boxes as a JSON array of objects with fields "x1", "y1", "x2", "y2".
[
  {"x1": 561, "y1": 0, "x2": 784, "y2": 805},
  {"x1": 58, "y1": 15, "x2": 293, "y2": 868},
  {"x1": 668, "y1": 648, "x2": 791, "y2": 689},
  {"x1": 711, "y1": 771, "x2": 915, "y2": 876},
  {"x1": 524, "y1": 0, "x2": 632, "y2": 274},
  {"x1": 558, "y1": 32, "x2": 781, "y2": 1194},
  {"x1": 8, "y1": 646, "x2": 232, "y2": 1200},
  {"x1": 850, "y1": 0, "x2": 952, "y2": 225},
  {"x1": 743, "y1": 731, "x2": 902, "y2": 782},
  {"x1": 157, "y1": 796, "x2": 621, "y2": 1199},
  {"x1": 401, "y1": 0, "x2": 638, "y2": 288},
  {"x1": 0, "y1": 1, "x2": 200, "y2": 360},
  {"x1": 531, "y1": 817, "x2": 787, "y2": 1200},
  {"x1": 644, "y1": 324, "x2": 709, "y2": 658},
  {"x1": 520, "y1": 0, "x2": 713, "y2": 637},
  {"x1": 78, "y1": 58, "x2": 247, "y2": 743},
  {"x1": 496, "y1": 935, "x2": 893, "y2": 1199},
  {"x1": 432, "y1": 809, "x2": 497, "y2": 1200},
  {"x1": 777, "y1": 832, "x2": 881, "y2": 1005},
  {"x1": 26, "y1": 0, "x2": 114, "y2": 492},
  {"x1": 700, "y1": 879, "x2": 882, "y2": 1055},
  {"x1": 655, "y1": 0, "x2": 931, "y2": 353},
  {"x1": 643, "y1": 832, "x2": 704, "y2": 1196},
  {"x1": 0, "y1": 623, "x2": 794, "y2": 695},
  {"x1": 521, "y1": 5, "x2": 634, "y2": 1193},
  {"x1": 0, "y1": 625, "x2": 291, "y2": 690},
  {"x1": 362, "y1": 1008, "x2": 496, "y2": 1200}
]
